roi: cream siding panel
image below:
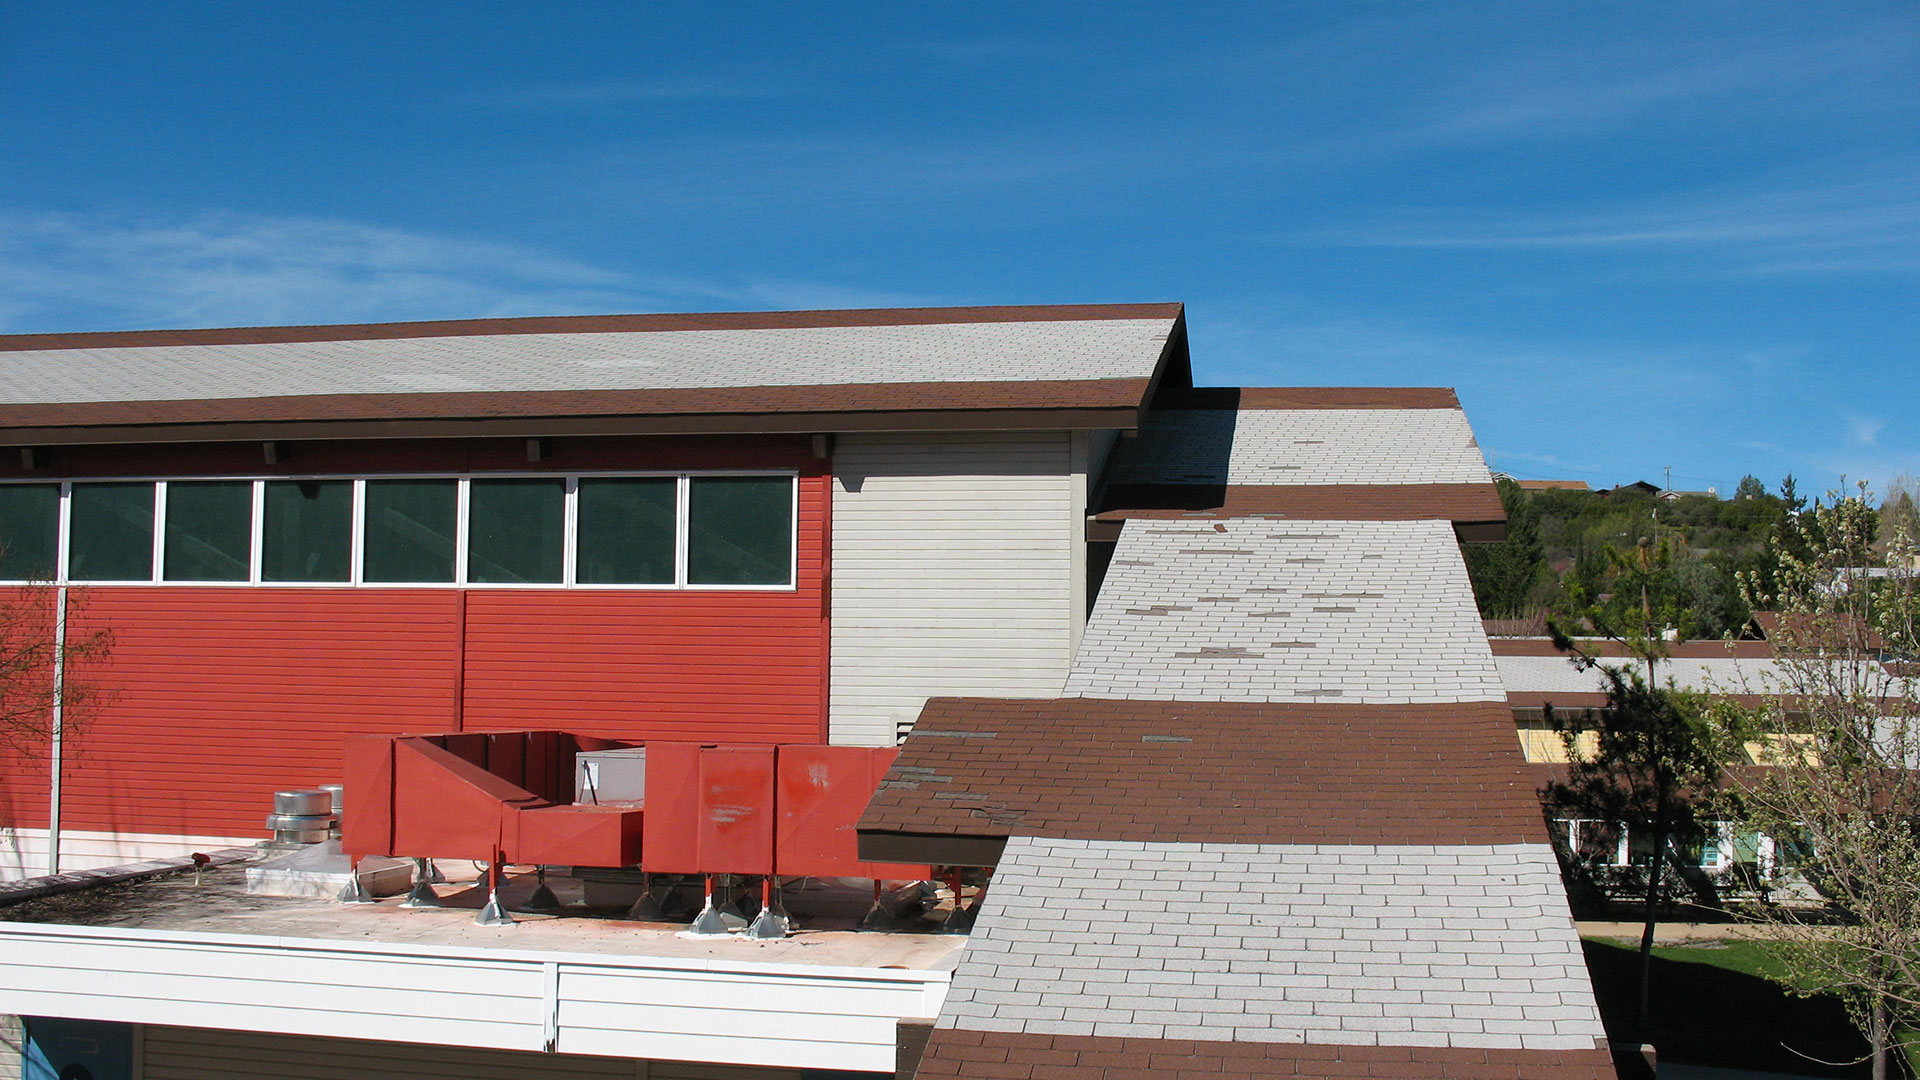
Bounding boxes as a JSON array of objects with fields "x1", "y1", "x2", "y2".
[
  {"x1": 0, "y1": 829, "x2": 257, "y2": 882},
  {"x1": 831, "y1": 433, "x2": 1081, "y2": 746}
]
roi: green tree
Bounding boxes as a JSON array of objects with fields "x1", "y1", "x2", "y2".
[
  {"x1": 1548, "y1": 534, "x2": 1731, "y2": 1031},
  {"x1": 1725, "y1": 488, "x2": 1920, "y2": 1079},
  {"x1": 1464, "y1": 478, "x2": 1547, "y2": 618},
  {"x1": 1736, "y1": 475, "x2": 1768, "y2": 501}
]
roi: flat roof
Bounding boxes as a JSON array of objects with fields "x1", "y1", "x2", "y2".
[
  {"x1": 0, "y1": 303, "x2": 1186, "y2": 441},
  {"x1": 0, "y1": 862, "x2": 964, "y2": 973}
]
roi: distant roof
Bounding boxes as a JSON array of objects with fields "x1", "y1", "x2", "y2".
[{"x1": 0, "y1": 303, "x2": 1187, "y2": 441}]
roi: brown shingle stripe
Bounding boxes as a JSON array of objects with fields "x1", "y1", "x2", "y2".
[
  {"x1": 857, "y1": 698, "x2": 1546, "y2": 847},
  {"x1": 0, "y1": 378, "x2": 1153, "y2": 429},
  {"x1": 913, "y1": 1030, "x2": 1617, "y2": 1080},
  {"x1": 1489, "y1": 637, "x2": 1774, "y2": 659},
  {"x1": 0, "y1": 302, "x2": 1185, "y2": 352},
  {"x1": 1155, "y1": 387, "x2": 1462, "y2": 411},
  {"x1": 1095, "y1": 483, "x2": 1504, "y2": 524}
]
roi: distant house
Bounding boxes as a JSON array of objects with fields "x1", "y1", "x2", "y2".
[
  {"x1": 1601, "y1": 480, "x2": 1660, "y2": 497},
  {"x1": 1658, "y1": 487, "x2": 1719, "y2": 501}
]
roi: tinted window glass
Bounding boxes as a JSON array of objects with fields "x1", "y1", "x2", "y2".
[
  {"x1": 687, "y1": 476, "x2": 792, "y2": 586},
  {"x1": 468, "y1": 478, "x2": 564, "y2": 584},
  {"x1": 162, "y1": 481, "x2": 253, "y2": 582},
  {"x1": 263, "y1": 480, "x2": 352, "y2": 583},
  {"x1": 0, "y1": 484, "x2": 60, "y2": 580},
  {"x1": 363, "y1": 479, "x2": 456, "y2": 583},
  {"x1": 69, "y1": 483, "x2": 155, "y2": 581},
  {"x1": 576, "y1": 477, "x2": 676, "y2": 585}
]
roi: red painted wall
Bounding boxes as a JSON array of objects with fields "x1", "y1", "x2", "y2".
[{"x1": 0, "y1": 435, "x2": 832, "y2": 840}]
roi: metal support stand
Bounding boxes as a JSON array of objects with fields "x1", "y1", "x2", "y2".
[
  {"x1": 938, "y1": 869, "x2": 974, "y2": 934},
  {"x1": 744, "y1": 876, "x2": 790, "y2": 939},
  {"x1": 859, "y1": 879, "x2": 927, "y2": 931},
  {"x1": 689, "y1": 874, "x2": 741, "y2": 936},
  {"x1": 337, "y1": 857, "x2": 374, "y2": 904},
  {"x1": 523, "y1": 866, "x2": 560, "y2": 912},
  {"x1": 476, "y1": 857, "x2": 514, "y2": 926},
  {"x1": 401, "y1": 857, "x2": 443, "y2": 908}
]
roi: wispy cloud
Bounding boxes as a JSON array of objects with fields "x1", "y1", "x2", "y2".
[
  {"x1": 466, "y1": 76, "x2": 792, "y2": 109},
  {"x1": 1350, "y1": 15, "x2": 1915, "y2": 151},
  {"x1": 1849, "y1": 414, "x2": 1888, "y2": 446},
  {"x1": 0, "y1": 208, "x2": 938, "y2": 333},
  {"x1": 1286, "y1": 170, "x2": 1920, "y2": 275}
]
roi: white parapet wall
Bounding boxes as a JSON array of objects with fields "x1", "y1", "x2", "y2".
[
  {"x1": 0, "y1": 923, "x2": 949, "y2": 1072},
  {"x1": 0, "y1": 829, "x2": 261, "y2": 882}
]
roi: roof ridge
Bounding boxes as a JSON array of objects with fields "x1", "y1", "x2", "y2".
[{"x1": 0, "y1": 302, "x2": 1184, "y2": 353}]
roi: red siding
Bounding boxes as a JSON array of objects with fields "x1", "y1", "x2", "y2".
[
  {"x1": 20, "y1": 452, "x2": 832, "y2": 841},
  {"x1": 460, "y1": 473, "x2": 830, "y2": 744},
  {"x1": 59, "y1": 587, "x2": 462, "y2": 837}
]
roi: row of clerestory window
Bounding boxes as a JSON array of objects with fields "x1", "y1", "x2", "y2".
[{"x1": 0, "y1": 473, "x2": 796, "y2": 588}]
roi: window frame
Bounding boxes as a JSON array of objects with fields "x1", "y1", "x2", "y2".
[{"x1": 0, "y1": 469, "x2": 800, "y2": 591}]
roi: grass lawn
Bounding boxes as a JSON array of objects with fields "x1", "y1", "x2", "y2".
[{"x1": 1581, "y1": 936, "x2": 1902, "y2": 1077}]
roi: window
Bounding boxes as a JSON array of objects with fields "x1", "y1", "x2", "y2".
[
  {"x1": 68, "y1": 483, "x2": 155, "y2": 581},
  {"x1": 687, "y1": 475, "x2": 793, "y2": 586},
  {"x1": 363, "y1": 479, "x2": 458, "y2": 583},
  {"x1": 468, "y1": 478, "x2": 564, "y2": 584},
  {"x1": 163, "y1": 481, "x2": 253, "y2": 582},
  {"x1": 263, "y1": 480, "x2": 352, "y2": 583},
  {"x1": 0, "y1": 484, "x2": 61, "y2": 580},
  {"x1": 577, "y1": 477, "x2": 676, "y2": 585},
  {"x1": 23, "y1": 471, "x2": 797, "y2": 589}
]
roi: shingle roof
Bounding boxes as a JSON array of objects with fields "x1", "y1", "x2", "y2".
[
  {"x1": 1066, "y1": 519, "x2": 1504, "y2": 704},
  {"x1": 856, "y1": 698, "x2": 1545, "y2": 849},
  {"x1": 939, "y1": 836, "x2": 1604, "y2": 1051},
  {"x1": 1102, "y1": 407, "x2": 1492, "y2": 488},
  {"x1": 0, "y1": 303, "x2": 1184, "y2": 432}
]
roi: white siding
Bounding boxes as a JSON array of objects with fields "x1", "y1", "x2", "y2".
[
  {"x1": 0, "y1": 923, "x2": 946, "y2": 1073},
  {"x1": 142, "y1": 1026, "x2": 820, "y2": 1080},
  {"x1": 0, "y1": 828, "x2": 258, "y2": 882},
  {"x1": 830, "y1": 432, "x2": 1082, "y2": 746}
]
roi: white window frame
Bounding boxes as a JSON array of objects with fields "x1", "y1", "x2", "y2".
[{"x1": 0, "y1": 470, "x2": 800, "y2": 592}]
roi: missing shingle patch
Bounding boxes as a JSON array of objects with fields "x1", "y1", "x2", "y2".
[
  {"x1": 914, "y1": 730, "x2": 998, "y2": 739},
  {"x1": 1125, "y1": 604, "x2": 1194, "y2": 616},
  {"x1": 1142, "y1": 734, "x2": 1193, "y2": 743},
  {"x1": 1267, "y1": 641, "x2": 1317, "y2": 649},
  {"x1": 1312, "y1": 606, "x2": 1357, "y2": 613},
  {"x1": 1173, "y1": 646, "x2": 1262, "y2": 658}
]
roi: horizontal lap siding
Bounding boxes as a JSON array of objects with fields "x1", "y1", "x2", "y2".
[
  {"x1": 461, "y1": 475, "x2": 829, "y2": 744},
  {"x1": 28, "y1": 469, "x2": 827, "y2": 840},
  {"x1": 829, "y1": 433, "x2": 1077, "y2": 746},
  {"x1": 58, "y1": 588, "x2": 462, "y2": 838}
]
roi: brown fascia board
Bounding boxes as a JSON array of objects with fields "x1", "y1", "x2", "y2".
[
  {"x1": 0, "y1": 379, "x2": 1155, "y2": 446},
  {"x1": 1154, "y1": 386, "x2": 1463, "y2": 411},
  {"x1": 0, "y1": 302, "x2": 1186, "y2": 352},
  {"x1": 857, "y1": 831, "x2": 1008, "y2": 869},
  {"x1": 1086, "y1": 482, "x2": 1507, "y2": 541},
  {"x1": 914, "y1": 1029, "x2": 1620, "y2": 1080}
]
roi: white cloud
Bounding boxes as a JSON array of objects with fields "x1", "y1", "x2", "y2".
[
  {"x1": 1849, "y1": 414, "x2": 1888, "y2": 447},
  {"x1": 0, "y1": 208, "x2": 937, "y2": 333}
]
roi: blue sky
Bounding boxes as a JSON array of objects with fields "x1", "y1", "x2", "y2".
[{"x1": 1, "y1": 3, "x2": 1914, "y2": 496}]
